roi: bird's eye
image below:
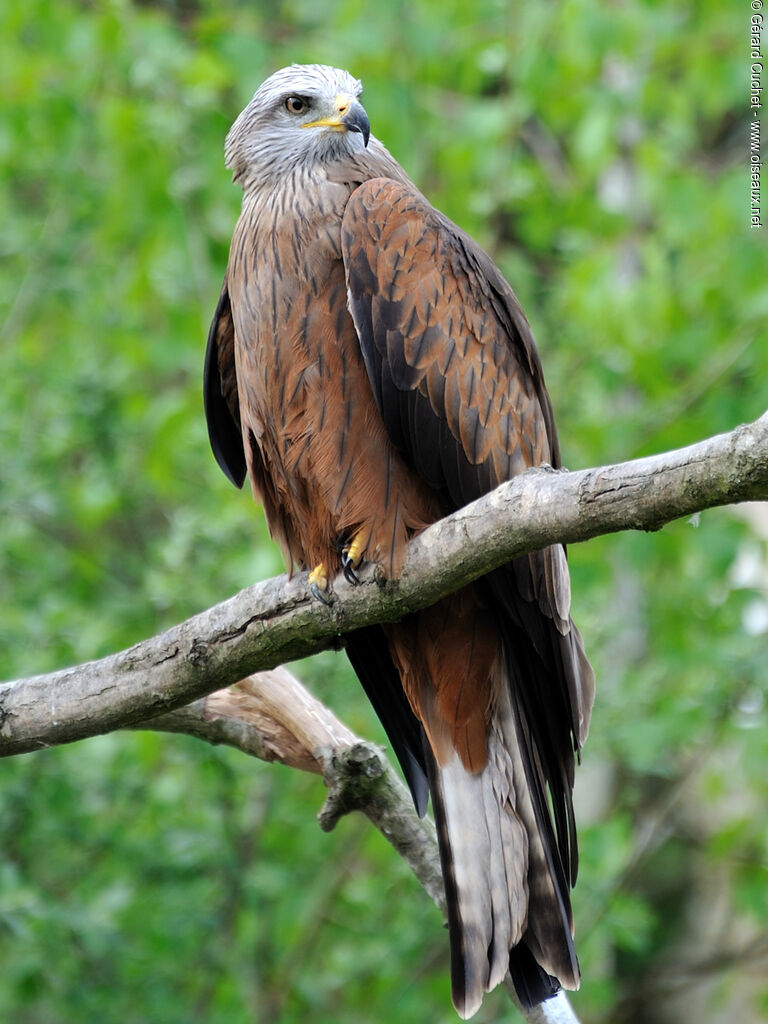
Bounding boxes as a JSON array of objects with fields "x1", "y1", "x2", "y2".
[{"x1": 285, "y1": 95, "x2": 308, "y2": 114}]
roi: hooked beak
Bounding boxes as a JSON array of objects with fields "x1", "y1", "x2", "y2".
[
  {"x1": 340, "y1": 98, "x2": 370, "y2": 147},
  {"x1": 303, "y1": 94, "x2": 370, "y2": 148}
]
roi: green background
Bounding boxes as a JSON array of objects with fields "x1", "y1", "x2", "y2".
[{"x1": 1, "y1": 1, "x2": 766, "y2": 1021}]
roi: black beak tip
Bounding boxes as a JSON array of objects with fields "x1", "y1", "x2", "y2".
[{"x1": 344, "y1": 104, "x2": 371, "y2": 148}]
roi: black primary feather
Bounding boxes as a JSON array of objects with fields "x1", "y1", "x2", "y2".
[
  {"x1": 346, "y1": 626, "x2": 430, "y2": 817},
  {"x1": 204, "y1": 284, "x2": 247, "y2": 488}
]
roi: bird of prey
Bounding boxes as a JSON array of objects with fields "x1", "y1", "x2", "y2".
[{"x1": 205, "y1": 63, "x2": 595, "y2": 1019}]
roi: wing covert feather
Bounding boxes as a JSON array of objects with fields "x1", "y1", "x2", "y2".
[{"x1": 341, "y1": 178, "x2": 559, "y2": 503}]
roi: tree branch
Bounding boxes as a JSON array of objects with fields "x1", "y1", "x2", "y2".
[
  {"x1": 141, "y1": 668, "x2": 358, "y2": 774},
  {"x1": 136, "y1": 672, "x2": 455, "y2": 914},
  {"x1": 1, "y1": 412, "x2": 766, "y2": 757}
]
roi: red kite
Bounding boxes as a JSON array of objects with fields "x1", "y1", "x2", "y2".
[{"x1": 205, "y1": 63, "x2": 594, "y2": 1018}]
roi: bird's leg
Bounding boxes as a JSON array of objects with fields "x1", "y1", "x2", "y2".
[
  {"x1": 340, "y1": 527, "x2": 369, "y2": 585},
  {"x1": 308, "y1": 563, "x2": 332, "y2": 605}
]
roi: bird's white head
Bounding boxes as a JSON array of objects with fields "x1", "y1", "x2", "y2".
[{"x1": 225, "y1": 64, "x2": 371, "y2": 187}]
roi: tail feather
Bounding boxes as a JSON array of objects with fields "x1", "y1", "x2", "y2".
[
  {"x1": 426, "y1": 742, "x2": 527, "y2": 1019},
  {"x1": 508, "y1": 942, "x2": 561, "y2": 1009},
  {"x1": 380, "y1": 579, "x2": 589, "y2": 1017},
  {"x1": 425, "y1": 664, "x2": 580, "y2": 1019}
]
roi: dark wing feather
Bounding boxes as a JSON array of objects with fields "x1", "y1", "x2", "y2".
[
  {"x1": 204, "y1": 280, "x2": 247, "y2": 488},
  {"x1": 341, "y1": 176, "x2": 594, "y2": 888},
  {"x1": 341, "y1": 179, "x2": 559, "y2": 501},
  {"x1": 346, "y1": 626, "x2": 430, "y2": 818}
]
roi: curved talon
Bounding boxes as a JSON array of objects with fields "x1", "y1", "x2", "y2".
[
  {"x1": 309, "y1": 580, "x2": 333, "y2": 606},
  {"x1": 308, "y1": 563, "x2": 332, "y2": 605},
  {"x1": 341, "y1": 551, "x2": 360, "y2": 585},
  {"x1": 340, "y1": 528, "x2": 369, "y2": 586}
]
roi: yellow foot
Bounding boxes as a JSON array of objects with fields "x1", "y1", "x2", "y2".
[
  {"x1": 308, "y1": 563, "x2": 332, "y2": 606},
  {"x1": 341, "y1": 528, "x2": 369, "y2": 585}
]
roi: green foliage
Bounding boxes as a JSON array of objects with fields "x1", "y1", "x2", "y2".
[{"x1": 1, "y1": 1, "x2": 766, "y2": 1021}]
